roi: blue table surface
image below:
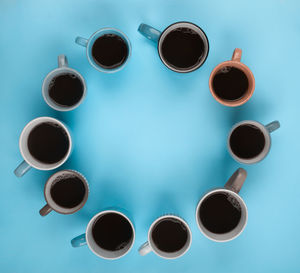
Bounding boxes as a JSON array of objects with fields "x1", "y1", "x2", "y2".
[{"x1": 1, "y1": 0, "x2": 299, "y2": 272}]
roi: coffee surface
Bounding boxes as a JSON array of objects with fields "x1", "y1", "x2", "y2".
[
  {"x1": 230, "y1": 124, "x2": 266, "y2": 159},
  {"x1": 49, "y1": 73, "x2": 84, "y2": 107},
  {"x1": 92, "y1": 34, "x2": 128, "y2": 69},
  {"x1": 213, "y1": 66, "x2": 249, "y2": 100},
  {"x1": 27, "y1": 122, "x2": 69, "y2": 164},
  {"x1": 92, "y1": 213, "x2": 133, "y2": 251},
  {"x1": 50, "y1": 174, "x2": 86, "y2": 208},
  {"x1": 152, "y1": 218, "x2": 188, "y2": 253},
  {"x1": 161, "y1": 27, "x2": 205, "y2": 70},
  {"x1": 200, "y1": 192, "x2": 242, "y2": 234}
]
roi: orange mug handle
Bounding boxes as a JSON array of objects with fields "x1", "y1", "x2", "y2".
[{"x1": 232, "y1": 48, "x2": 242, "y2": 62}]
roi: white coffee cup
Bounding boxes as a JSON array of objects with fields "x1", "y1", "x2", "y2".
[
  {"x1": 14, "y1": 117, "x2": 72, "y2": 177},
  {"x1": 228, "y1": 120, "x2": 280, "y2": 164},
  {"x1": 138, "y1": 215, "x2": 192, "y2": 259},
  {"x1": 71, "y1": 209, "x2": 135, "y2": 260},
  {"x1": 196, "y1": 168, "x2": 248, "y2": 242},
  {"x1": 42, "y1": 55, "x2": 86, "y2": 111}
]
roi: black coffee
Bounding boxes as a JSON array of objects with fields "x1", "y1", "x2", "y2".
[
  {"x1": 92, "y1": 34, "x2": 128, "y2": 69},
  {"x1": 92, "y1": 213, "x2": 133, "y2": 251},
  {"x1": 152, "y1": 218, "x2": 188, "y2": 253},
  {"x1": 200, "y1": 193, "x2": 241, "y2": 234},
  {"x1": 161, "y1": 27, "x2": 205, "y2": 70},
  {"x1": 213, "y1": 66, "x2": 249, "y2": 100},
  {"x1": 51, "y1": 174, "x2": 86, "y2": 208},
  {"x1": 49, "y1": 73, "x2": 84, "y2": 107},
  {"x1": 27, "y1": 122, "x2": 69, "y2": 164},
  {"x1": 230, "y1": 124, "x2": 265, "y2": 159}
]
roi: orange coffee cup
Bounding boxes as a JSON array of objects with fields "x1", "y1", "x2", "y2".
[{"x1": 209, "y1": 48, "x2": 255, "y2": 107}]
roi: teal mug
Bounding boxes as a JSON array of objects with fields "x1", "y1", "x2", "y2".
[
  {"x1": 138, "y1": 21, "x2": 209, "y2": 73},
  {"x1": 75, "y1": 28, "x2": 131, "y2": 73}
]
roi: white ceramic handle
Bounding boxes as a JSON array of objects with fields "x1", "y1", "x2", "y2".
[{"x1": 138, "y1": 241, "x2": 152, "y2": 256}]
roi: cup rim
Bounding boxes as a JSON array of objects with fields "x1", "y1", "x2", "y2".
[
  {"x1": 44, "y1": 169, "x2": 89, "y2": 214},
  {"x1": 227, "y1": 120, "x2": 271, "y2": 164},
  {"x1": 19, "y1": 117, "x2": 72, "y2": 170},
  {"x1": 85, "y1": 210, "x2": 135, "y2": 260},
  {"x1": 85, "y1": 27, "x2": 131, "y2": 73},
  {"x1": 209, "y1": 60, "x2": 255, "y2": 106},
  {"x1": 147, "y1": 214, "x2": 192, "y2": 259},
  {"x1": 42, "y1": 67, "x2": 87, "y2": 112},
  {"x1": 195, "y1": 188, "x2": 248, "y2": 242},
  {"x1": 157, "y1": 21, "x2": 209, "y2": 73}
]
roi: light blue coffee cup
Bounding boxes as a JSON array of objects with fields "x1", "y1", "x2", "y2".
[{"x1": 75, "y1": 28, "x2": 131, "y2": 73}]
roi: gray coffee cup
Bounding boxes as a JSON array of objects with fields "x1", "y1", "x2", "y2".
[
  {"x1": 39, "y1": 170, "x2": 89, "y2": 216},
  {"x1": 42, "y1": 55, "x2": 86, "y2": 111},
  {"x1": 196, "y1": 168, "x2": 248, "y2": 242},
  {"x1": 228, "y1": 120, "x2": 280, "y2": 164}
]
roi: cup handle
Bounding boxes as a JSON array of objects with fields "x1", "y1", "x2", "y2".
[
  {"x1": 58, "y1": 54, "x2": 68, "y2": 68},
  {"x1": 39, "y1": 204, "x2": 52, "y2": 216},
  {"x1": 71, "y1": 233, "x2": 87, "y2": 247},
  {"x1": 75, "y1": 37, "x2": 88, "y2": 47},
  {"x1": 138, "y1": 241, "x2": 152, "y2": 256},
  {"x1": 232, "y1": 48, "x2": 242, "y2": 62},
  {"x1": 14, "y1": 160, "x2": 31, "y2": 177},
  {"x1": 265, "y1": 121, "x2": 280, "y2": 133},
  {"x1": 225, "y1": 168, "x2": 247, "y2": 194},
  {"x1": 138, "y1": 23, "x2": 161, "y2": 43}
]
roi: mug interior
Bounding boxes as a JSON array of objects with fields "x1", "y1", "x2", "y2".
[
  {"x1": 209, "y1": 61, "x2": 255, "y2": 106},
  {"x1": 86, "y1": 28, "x2": 131, "y2": 73},
  {"x1": 228, "y1": 120, "x2": 271, "y2": 164},
  {"x1": 42, "y1": 67, "x2": 86, "y2": 111},
  {"x1": 86, "y1": 210, "x2": 135, "y2": 260},
  {"x1": 44, "y1": 170, "x2": 89, "y2": 214},
  {"x1": 148, "y1": 215, "x2": 191, "y2": 259},
  {"x1": 158, "y1": 22, "x2": 209, "y2": 73},
  {"x1": 19, "y1": 117, "x2": 72, "y2": 170},
  {"x1": 196, "y1": 189, "x2": 248, "y2": 242}
]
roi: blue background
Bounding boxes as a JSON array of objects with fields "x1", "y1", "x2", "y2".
[{"x1": 0, "y1": 0, "x2": 299, "y2": 272}]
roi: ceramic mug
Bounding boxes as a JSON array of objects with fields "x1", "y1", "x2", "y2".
[
  {"x1": 196, "y1": 168, "x2": 248, "y2": 242},
  {"x1": 228, "y1": 120, "x2": 280, "y2": 164},
  {"x1": 138, "y1": 215, "x2": 192, "y2": 259},
  {"x1": 75, "y1": 28, "x2": 131, "y2": 73},
  {"x1": 39, "y1": 170, "x2": 89, "y2": 216},
  {"x1": 71, "y1": 209, "x2": 135, "y2": 260},
  {"x1": 14, "y1": 117, "x2": 72, "y2": 177},
  {"x1": 209, "y1": 48, "x2": 255, "y2": 106},
  {"x1": 138, "y1": 21, "x2": 209, "y2": 73},
  {"x1": 42, "y1": 55, "x2": 86, "y2": 111}
]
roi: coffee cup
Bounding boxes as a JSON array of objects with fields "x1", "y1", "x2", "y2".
[
  {"x1": 42, "y1": 55, "x2": 86, "y2": 111},
  {"x1": 209, "y1": 48, "x2": 255, "y2": 106},
  {"x1": 39, "y1": 170, "x2": 89, "y2": 216},
  {"x1": 196, "y1": 168, "x2": 248, "y2": 242},
  {"x1": 75, "y1": 28, "x2": 131, "y2": 73},
  {"x1": 14, "y1": 117, "x2": 72, "y2": 177},
  {"x1": 228, "y1": 120, "x2": 280, "y2": 164},
  {"x1": 71, "y1": 209, "x2": 135, "y2": 259},
  {"x1": 138, "y1": 215, "x2": 191, "y2": 259},
  {"x1": 138, "y1": 22, "x2": 209, "y2": 73}
]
